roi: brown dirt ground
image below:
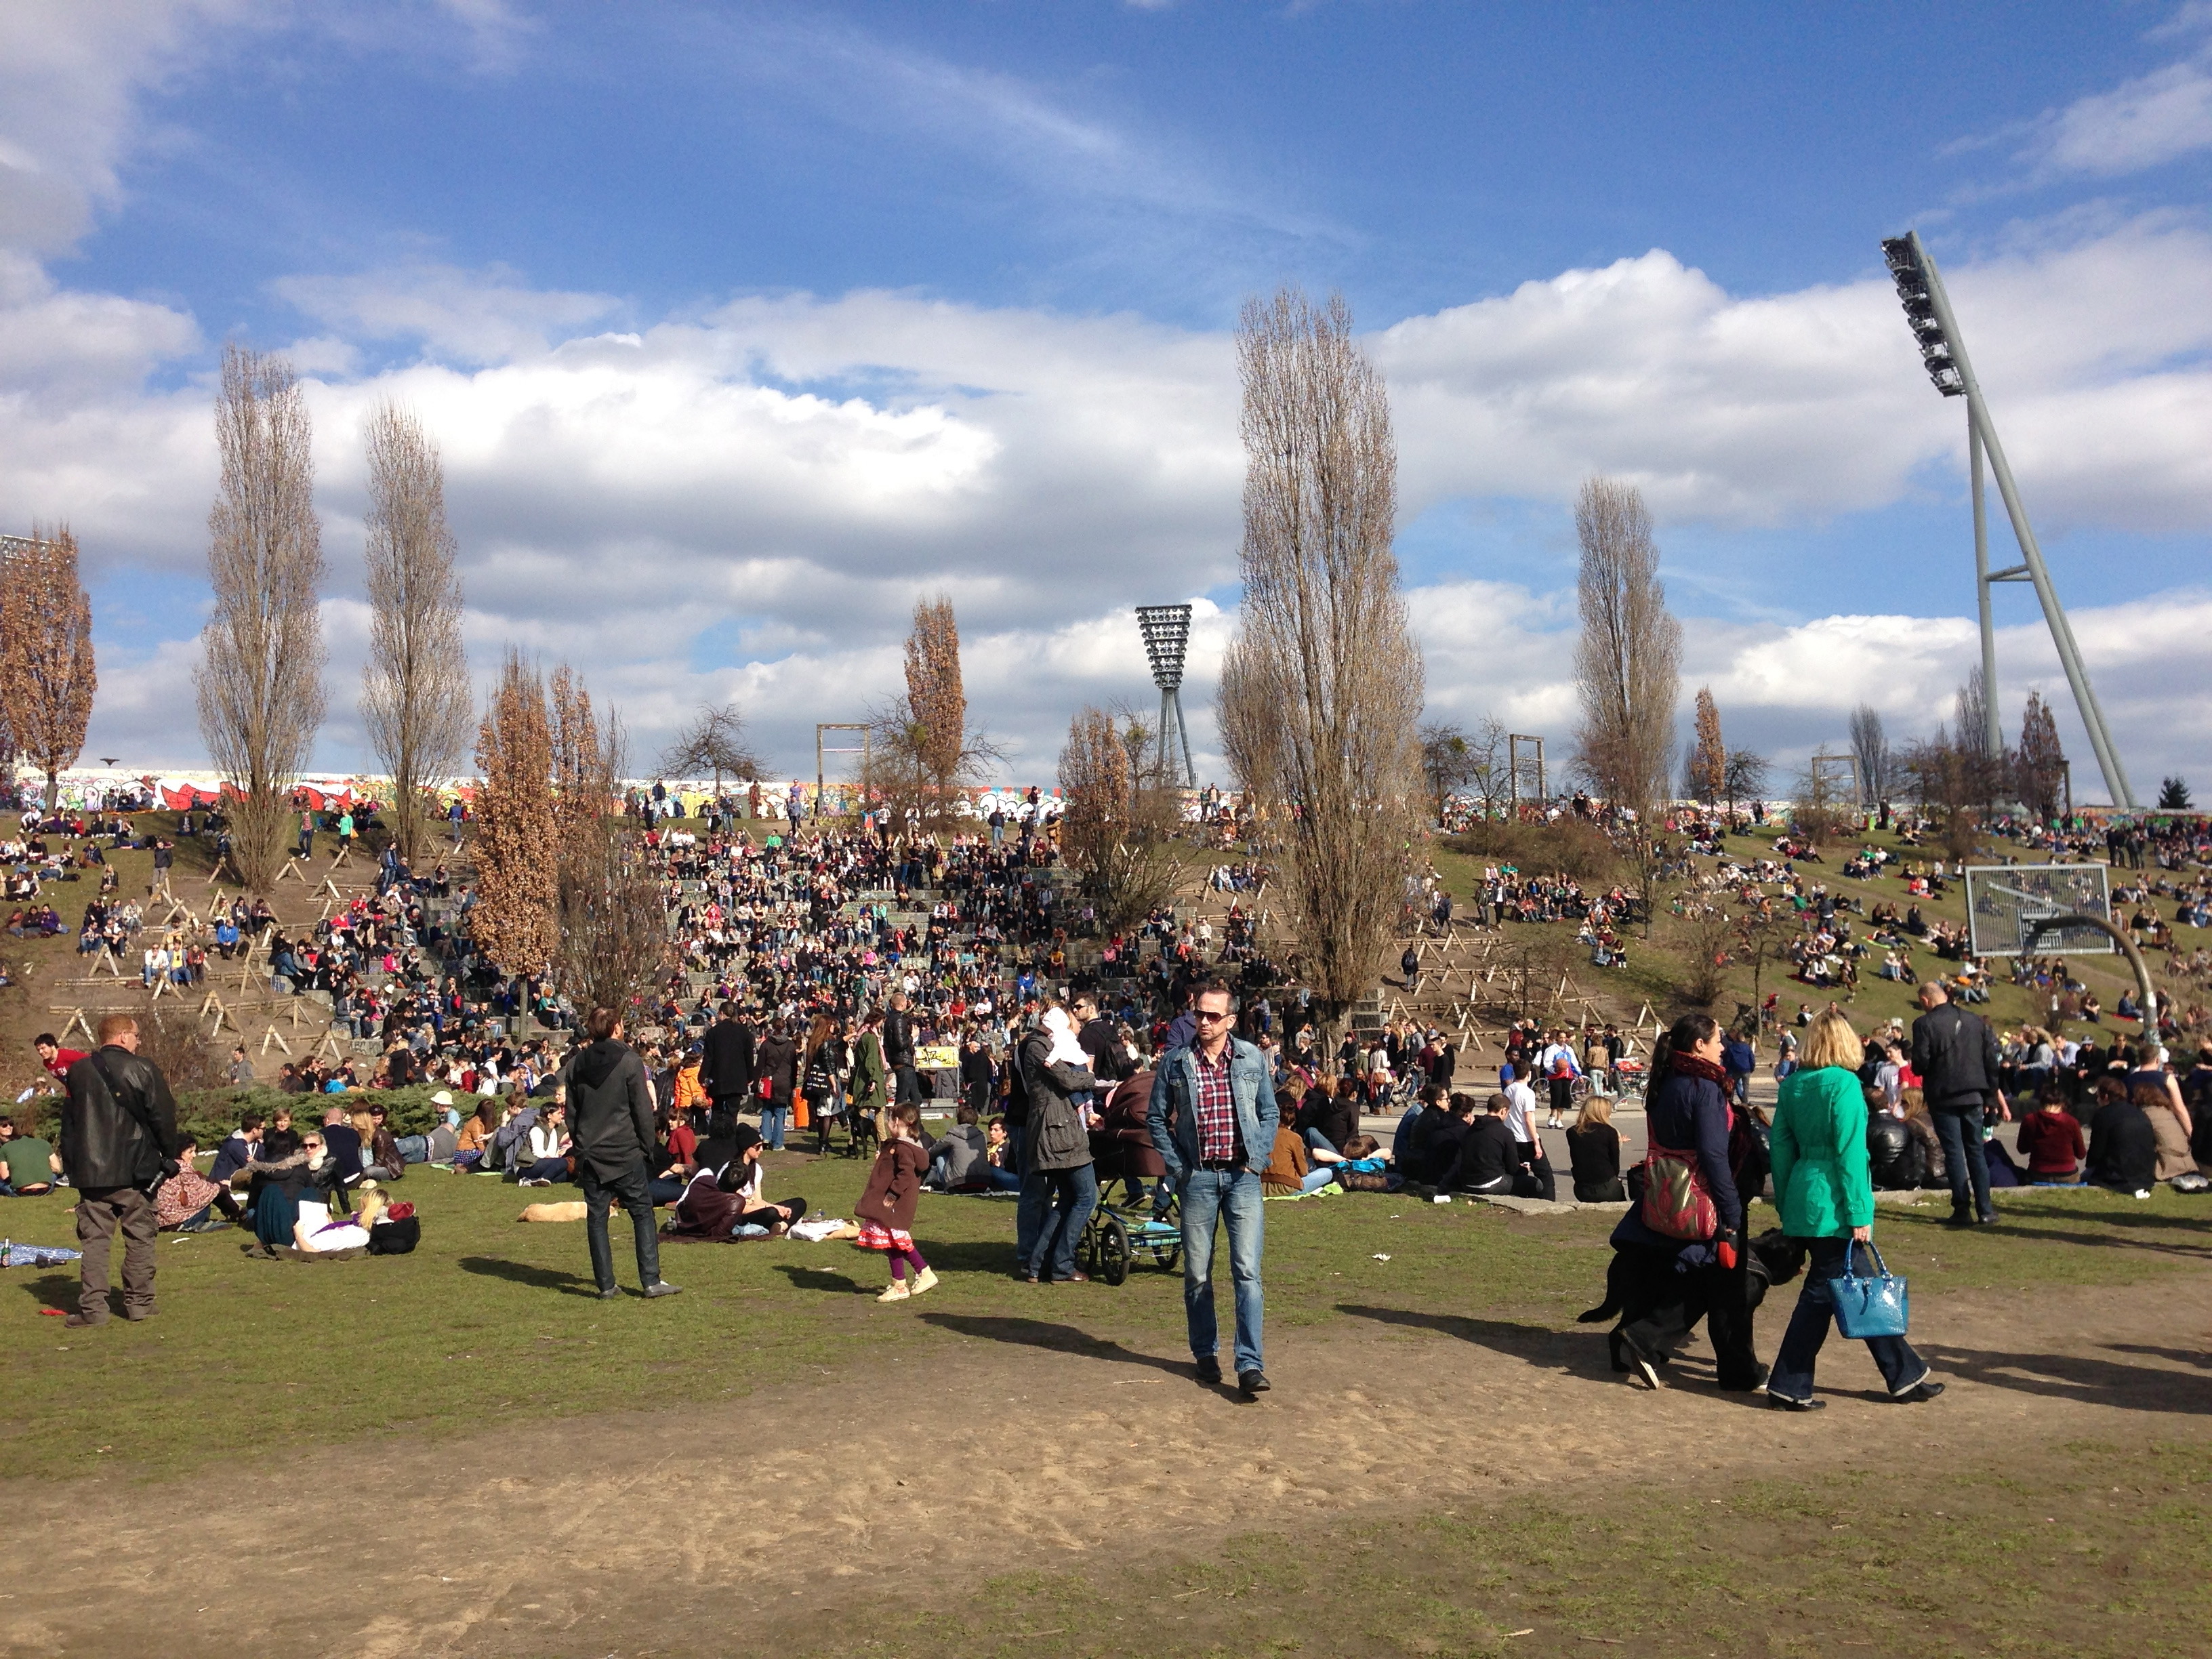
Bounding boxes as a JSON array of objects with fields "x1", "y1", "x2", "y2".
[{"x1": 3, "y1": 1273, "x2": 2209, "y2": 1658}]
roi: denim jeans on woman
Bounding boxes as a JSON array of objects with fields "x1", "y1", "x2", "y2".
[
  {"x1": 1767, "y1": 1235, "x2": 1929, "y2": 1403},
  {"x1": 1179, "y1": 1167, "x2": 1265, "y2": 1376},
  {"x1": 1025, "y1": 1162, "x2": 1099, "y2": 1280}
]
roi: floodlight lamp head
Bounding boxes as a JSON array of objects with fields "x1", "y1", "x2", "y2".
[
  {"x1": 1880, "y1": 232, "x2": 1965, "y2": 398},
  {"x1": 1134, "y1": 602, "x2": 1193, "y2": 692}
]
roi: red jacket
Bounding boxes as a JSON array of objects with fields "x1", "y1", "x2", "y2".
[{"x1": 2016, "y1": 1109, "x2": 2085, "y2": 1175}]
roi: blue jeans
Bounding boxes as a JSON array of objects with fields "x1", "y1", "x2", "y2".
[
  {"x1": 1179, "y1": 1167, "x2": 1265, "y2": 1375},
  {"x1": 1931, "y1": 1108, "x2": 1992, "y2": 1220},
  {"x1": 1767, "y1": 1236, "x2": 1929, "y2": 1402},
  {"x1": 759, "y1": 1104, "x2": 787, "y2": 1150},
  {"x1": 1025, "y1": 1163, "x2": 1099, "y2": 1280},
  {"x1": 1299, "y1": 1165, "x2": 1336, "y2": 1193}
]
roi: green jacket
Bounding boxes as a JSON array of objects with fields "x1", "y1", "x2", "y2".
[
  {"x1": 1769, "y1": 1065, "x2": 1875, "y2": 1238},
  {"x1": 850, "y1": 1030, "x2": 887, "y2": 1113}
]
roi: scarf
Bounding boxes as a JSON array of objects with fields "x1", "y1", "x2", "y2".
[{"x1": 1669, "y1": 1049, "x2": 1729, "y2": 1085}]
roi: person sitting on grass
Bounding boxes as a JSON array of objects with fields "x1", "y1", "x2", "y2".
[
  {"x1": 240, "y1": 1126, "x2": 330, "y2": 1258},
  {"x1": 518, "y1": 1103, "x2": 571, "y2": 1187},
  {"x1": 154, "y1": 1138, "x2": 245, "y2": 1231},
  {"x1": 209, "y1": 1113, "x2": 263, "y2": 1188},
  {"x1": 979, "y1": 1116, "x2": 1023, "y2": 1192},
  {"x1": 667, "y1": 1127, "x2": 808, "y2": 1237},
  {"x1": 2016, "y1": 1086, "x2": 2086, "y2": 1185},
  {"x1": 2085, "y1": 1084, "x2": 2158, "y2": 1197},
  {"x1": 0, "y1": 1115, "x2": 59, "y2": 1197},
  {"x1": 454, "y1": 1101, "x2": 497, "y2": 1172},
  {"x1": 926, "y1": 1103, "x2": 991, "y2": 1192}
]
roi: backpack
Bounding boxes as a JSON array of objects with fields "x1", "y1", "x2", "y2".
[
  {"x1": 367, "y1": 1214, "x2": 419, "y2": 1255},
  {"x1": 1638, "y1": 1139, "x2": 1719, "y2": 1241}
]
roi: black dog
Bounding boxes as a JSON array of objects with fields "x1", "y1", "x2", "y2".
[{"x1": 1579, "y1": 1228, "x2": 1807, "y2": 1372}]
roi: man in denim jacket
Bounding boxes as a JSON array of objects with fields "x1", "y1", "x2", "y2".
[{"x1": 1147, "y1": 979, "x2": 1279, "y2": 1396}]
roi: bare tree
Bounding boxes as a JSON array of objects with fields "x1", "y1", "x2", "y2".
[
  {"x1": 470, "y1": 651, "x2": 558, "y2": 974},
  {"x1": 1464, "y1": 714, "x2": 1509, "y2": 822},
  {"x1": 1572, "y1": 477, "x2": 1681, "y2": 816},
  {"x1": 1214, "y1": 631, "x2": 1286, "y2": 816},
  {"x1": 1848, "y1": 703, "x2": 1892, "y2": 803},
  {"x1": 0, "y1": 525, "x2": 96, "y2": 811},
  {"x1": 1723, "y1": 747, "x2": 1768, "y2": 822},
  {"x1": 197, "y1": 344, "x2": 327, "y2": 890},
  {"x1": 1418, "y1": 721, "x2": 1481, "y2": 825},
  {"x1": 360, "y1": 399, "x2": 470, "y2": 868},
  {"x1": 1231, "y1": 287, "x2": 1423, "y2": 1040},
  {"x1": 659, "y1": 701, "x2": 761, "y2": 795},
  {"x1": 1685, "y1": 687, "x2": 1725, "y2": 805},
  {"x1": 1900, "y1": 726, "x2": 1986, "y2": 863},
  {"x1": 2015, "y1": 690, "x2": 2066, "y2": 821}
]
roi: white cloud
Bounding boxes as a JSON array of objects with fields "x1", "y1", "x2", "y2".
[
  {"x1": 6, "y1": 222, "x2": 2210, "y2": 798},
  {"x1": 2032, "y1": 56, "x2": 2212, "y2": 178},
  {"x1": 0, "y1": 0, "x2": 270, "y2": 255}
]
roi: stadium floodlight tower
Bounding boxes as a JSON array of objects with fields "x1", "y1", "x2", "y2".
[
  {"x1": 1135, "y1": 603, "x2": 1198, "y2": 788},
  {"x1": 1880, "y1": 231, "x2": 2137, "y2": 809}
]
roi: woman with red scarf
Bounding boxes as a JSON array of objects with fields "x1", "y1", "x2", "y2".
[{"x1": 1613, "y1": 1012, "x2": 1765, "y2": 1393}]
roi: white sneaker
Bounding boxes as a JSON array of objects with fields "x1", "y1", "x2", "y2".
[
  {"x1": 877, "y1": 1279, "x2": 912, "y2": 1302},
  {"x1": 909, "y1": 1267, "x2": 939, "y2": 1296}
]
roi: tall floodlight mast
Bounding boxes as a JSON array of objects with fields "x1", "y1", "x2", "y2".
[
  {"x1": 1880, "y1": 232, "x2": 2137, "y2": 808},
  {"x1": 1135, "y1": 603, "x2": 1197, "y2": 788}
]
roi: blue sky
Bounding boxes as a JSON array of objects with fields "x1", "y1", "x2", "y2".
[{"x1": 5, "y1": 0, "x2": 2212, "y2": 798}]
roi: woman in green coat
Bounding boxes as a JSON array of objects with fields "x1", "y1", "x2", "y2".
[
  {"x1": 1766, "y1": 1009, "x2": 1943, "y2": 1411},
  {"x1": 848, "y1": 1012, "x2": 888, "y2": 1149}
]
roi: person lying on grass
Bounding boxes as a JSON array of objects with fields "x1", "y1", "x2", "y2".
[{"x1": 293, "y1": 1187, "x2": 388, "y2": 1254}]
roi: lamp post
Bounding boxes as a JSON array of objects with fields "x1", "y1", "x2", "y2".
[
  {"x1": 1880, "y1": 232, "x2": 2137, "y2": 809},
  {"x1": 1135, "y1": 604, "x2": 1197, "y2": 789}
]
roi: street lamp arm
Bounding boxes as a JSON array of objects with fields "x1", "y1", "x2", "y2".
[{"x1": 2024, "y1": 913, "x2": 2158, "y2": 1031}]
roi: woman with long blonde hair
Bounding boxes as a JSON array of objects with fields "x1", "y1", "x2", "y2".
[{"x1": 1767, "y1": 1008, "x2": 1942, "y2": 1410}]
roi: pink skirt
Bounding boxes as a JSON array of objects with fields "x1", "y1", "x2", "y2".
[{"x1": 853, "y1": 1221, "x2": 915, "y2": 1252}]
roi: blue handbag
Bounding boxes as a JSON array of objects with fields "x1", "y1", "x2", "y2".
[{"x1": 1829, "y1": 1240, "x2": 1909, "y2": 1339}]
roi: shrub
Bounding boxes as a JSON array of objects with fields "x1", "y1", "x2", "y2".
[{"x1": 1444, "y1": 819, "x2": 1620, "y2": 887}]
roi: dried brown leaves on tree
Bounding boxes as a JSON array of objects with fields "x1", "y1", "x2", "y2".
[
  {"x1": 361, "y1": 399, "x2": 470, "y2": 867},
  {"x1": 0, "y1": 525, "x2": 96, "y2": 811},
  {"x1": 1685, "y1": 687, "x2": 1725, "y2": 804},
  {"x1": 904, "y1": 594, "x2": 966, "y2": 790},
  {"x1": 1059, "y1": 703, "x2": 1187, "y2": 934},
  {"x1": 470, "y1": 651, "x2": 557, "y2": 975},
  {"x1": 197, "y1": 344, "x2": 327, "y2": 890},
  {"x1": 868, "y1": 597, "x2": 999, "y2": 826},
  {"x1": 550, "y1": 670, "x2": 670, "y2": 1019},
  {"x1": 1231, "y1": 287, "x2": 1423, "y2": 1037},
  {"x1": 1572, "y1": 476, "x2": 1680, "y2": 818}
]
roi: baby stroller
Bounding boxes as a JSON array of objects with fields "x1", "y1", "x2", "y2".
[{"x1": 1080, "y1": 1071, "x2": 1181, "y2": 1286}]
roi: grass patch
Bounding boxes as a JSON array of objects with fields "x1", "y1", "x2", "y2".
[
  {"x1": 2, "y1": 1163, "x2": 2208, "y2": 1480},
  {"x1": 797, "y1": 1439, "x2": 2212, "y2": 1659}
]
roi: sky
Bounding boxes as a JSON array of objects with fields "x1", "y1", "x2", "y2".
[{"x1": 3, "y1": 0, "x2": 2212, "y2": 804}]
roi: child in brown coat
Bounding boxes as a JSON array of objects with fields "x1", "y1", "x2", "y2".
[{"x1": 856, "y1": 1102, "x2": 935, "y2": 1301}]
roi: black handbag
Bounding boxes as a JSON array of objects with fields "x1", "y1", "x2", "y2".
[{"x1": 367, "y1": 1215, "x2": 421, "y2": 1255}]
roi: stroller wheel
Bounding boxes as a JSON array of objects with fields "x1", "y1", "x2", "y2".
[{"x1": 1094, "y1": 1212, "x2": 1131, "y2": 1286}]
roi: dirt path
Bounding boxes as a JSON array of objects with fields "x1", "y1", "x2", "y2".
[{"x1": 5, "y1": 1275, "x2": 2210, "y2": 1658}]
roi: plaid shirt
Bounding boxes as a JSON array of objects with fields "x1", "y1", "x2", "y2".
[{"x1": 1191, "y1": 1043, "x2": 1242, "y2": 1164}]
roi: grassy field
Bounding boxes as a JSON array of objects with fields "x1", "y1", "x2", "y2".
[
  {"x1": 802, "y1": 1435, "x2": 2212, "y2": 1659},
  {"x1": 1429, "y1": 821, "x2": 2205, "y2": 1044},
  {"x1": 4, "y1": 1157, "x2": 2209, "y2": 1481}
]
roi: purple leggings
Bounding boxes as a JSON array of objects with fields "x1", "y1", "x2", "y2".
[{"x1": 888, "y1": 1244, "x2": 929, "y2": 1279}]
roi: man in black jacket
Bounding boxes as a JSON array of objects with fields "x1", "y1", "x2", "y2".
[
  {"x1": 882, "y1": 991, "x2": 920, "y2": 1106},
  {"x1": 59, "y1": 1013, "x2": 178, "y2": 1328},
  {"x1": 558, "y1": 1006, "x2": 681, "y2": 1300},
  {"x1": 1911, "y1": 980, "x2": 2009, "y2": 1227},
  {"x1": 697, "y1": 1000, "x2": 755, "y2": 1137}
]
